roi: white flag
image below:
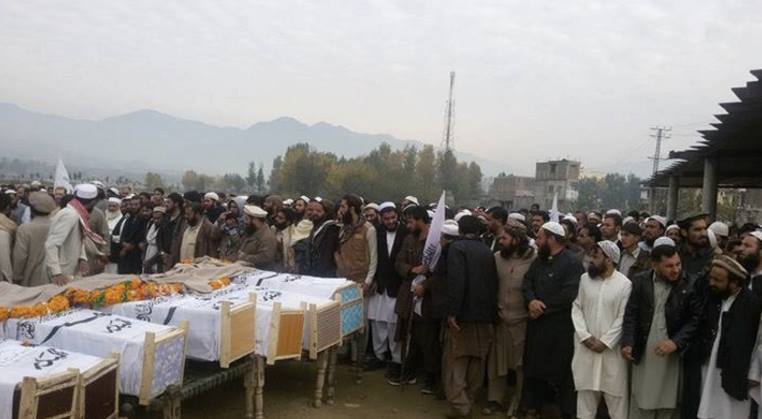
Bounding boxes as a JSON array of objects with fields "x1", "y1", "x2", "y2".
[
  {"x1": 54, "y1": 158, "x2": 73, "y2": 193},
  {"x1": 412, "y1": 191, "x2": 446, "y2": 315},
  {"x1": 550, "y1": 192, "x2": 560, "y2": 223}
]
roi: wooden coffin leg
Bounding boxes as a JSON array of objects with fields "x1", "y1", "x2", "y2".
[
  {"x1": 244, "y1": 354, "x2": 256, "y2": 419},
  {"x1": 352, "y1": 333, "x2": 364, "y2": 384},
  {"x1": 325, "y1": 346, "x2": 337, "y2": 405},
  {"x1": 161, "y1": 385, "x2": 182, "y2": 419},
  {"x1": 313, "y1": 350, "x2": 329, "y2": 408},
  {"x1": 254, "y1": 356, "x2": 266, "y2": 419}
]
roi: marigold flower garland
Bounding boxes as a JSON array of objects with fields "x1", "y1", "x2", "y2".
[{"x1": 0, "y1": 279, "x2": 185, "y2": 321}]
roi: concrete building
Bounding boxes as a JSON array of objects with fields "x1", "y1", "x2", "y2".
[
  {"x1": 534, "y1": 159, "x2": 581, "y2": 210},
  {"x1": 487, "y1": 174, "x2": 536, "y2": 210}
]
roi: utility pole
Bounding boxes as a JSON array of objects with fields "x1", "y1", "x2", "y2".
[
  {"x1": 648, "y1": 126, "x2": 671, "y2": 212},
  {"x1": 443, "y1": 71, "x2": 456, "y2": 152}
]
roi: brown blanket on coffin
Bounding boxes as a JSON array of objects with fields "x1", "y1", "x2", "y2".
[{"x1": 0, "y1": 257, "x2": 257, "y2": 307}]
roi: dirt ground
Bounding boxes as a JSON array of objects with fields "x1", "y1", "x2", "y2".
[{"x1": 182, "y1": 360, "x2": 461, "y2": 419}]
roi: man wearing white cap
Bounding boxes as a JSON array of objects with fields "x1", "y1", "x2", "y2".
[
  {"x1": 571, "y1": 241, "x2": 632, "y2": 419},
  {"x1": 235, "y1": 205, "x2": 277, "y2": 270},
  {"x1": 639, "y1": 215, "x2": 667, "y2": 252},
  {"x1": 520, "y1": 221, "x2": 585, "y2": 419},
  {"x1": 45, "y1": 183, "x2": 106, "y2": 285},
  {"x1": 708, "y1": 221, "x2": 729, "y2": 252},
  {"x1": 203, "y1": 192, "x2": 225, "y2": 223},
  {"x1": 363, "y1": 203, "x2": 380, "y2": 228},
  {"x1": 739, "y1": 231, "x2": 762, "y2": 300}
]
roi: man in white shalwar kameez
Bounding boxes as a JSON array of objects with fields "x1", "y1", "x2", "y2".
[
  {"x1": 366, "y1": 202, "x2": 406, "y2": 371},
  {"x1": 572, "y1": 240, "x2": 632, "y2": 419}
]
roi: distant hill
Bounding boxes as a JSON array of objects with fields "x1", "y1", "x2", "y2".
[{"x1": 0, "y1": 103, "x2": 506, "y2": 176}]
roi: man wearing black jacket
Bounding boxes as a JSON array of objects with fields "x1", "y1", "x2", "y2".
[
  {"x1": 366, "y1": 202, "x2": 407, "y2": 372},
  {"x1": 443, "y1": 215, "x2": 498, "y2": 418},
  {"x1": 621, "y1": 244, "x2": 702, "y2": 419},
  {"x1": 695, "y1": 255, "x2": 760, "y2": 418},
  {"x1": 520, "y1": 221, "x2": 585, "y2": 419},
  {"x1": 740, "y1": 231, "x2": 762, "y2": 300},
  {"x1": 302, "y1": 199, "x2": 340, "y2": 277}
]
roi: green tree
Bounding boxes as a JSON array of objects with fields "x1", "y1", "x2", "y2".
[
  {"x1": 181, "y1": 170, "x2": 198, "y2": 191},
  {"x1": 256, "y1": 164, "x2": 266, "y2": 194},
  {"x1": 416, "y1": 145, "x2": 438, "y2": 203},
  {"x1": 246, "y1": 161, "x2": 257, "y2": 191},
  {"x1": 144, "y1": 172, "x2": 165, "y2": 191},
  {"x1": 268, "y1": 156, "x2": 283, "y2": 193}
]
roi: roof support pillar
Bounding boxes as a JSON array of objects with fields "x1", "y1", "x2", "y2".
[
  {"x1": 667, "y1": 175, "x2": 679, "y2": 221},
  {"x1": 701, "y1": 156, "x2": 718, "y2": 221}
]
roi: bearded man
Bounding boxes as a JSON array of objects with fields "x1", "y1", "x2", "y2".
[
  {"x1": 235, "y1": 205, "x2": 277, "y2": 270},
  {"x1": 484, "y1": 223, "x2": 536, "y2": 417},
  {"x1": 520, "y1": 221, "x2": 585, "y2": 419},
  {"x1": 45, "y1": 184, "x2": 107, "y2": 285}
]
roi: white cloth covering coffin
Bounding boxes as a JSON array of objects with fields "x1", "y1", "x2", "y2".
[
  {"x1": 104, "y1": 287, "x2": 256, "y2": 363},
  {"x1": 0, "y1": 339, "x2": 103, "y2": 419},
  {"x1": 235, "y1": 271, "x2": 363, "y2": 337},
  {"x1": 3, "y1": 309, "x2": 185, "y2": 399}
]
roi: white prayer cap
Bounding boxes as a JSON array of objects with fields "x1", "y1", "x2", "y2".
[
  {"x1": 427, "y1": 210, "x2": 435, "y2": 219},
  {"x1": 299, "y1": 195, "x2": 311, "y2": 203},
  {"x1": 124, "y1": 193, "x2": 136, "y2": 200},
  {"x1": 606, "y1": 209, "x2": 622, "y2": 216},
  {"x1": 283, "y1": 198, "x2": 294, "y2": 206},
  {"x1": 314, "y1": 196, "x2": 323, "y2": 203},
  {"x1": 654, "y1": 236, "x2": 676, "y2": 248},
  {"x1": 4, "y1": 189, "x2": 16, "y2": 195},
  {"x1": 108, "y1": 197, "x2": 122, "y2": 204},
  {"x1": 708, "y1": 221, "x2": 729, "y2": 238},
  {"x1": 596, "y1": 240, "x2": 621, "y2": 265},
  {"x1": 403, "y1": 195, "x2": 419, "y2": 206},
  {"x1": 647, "y1": 215, "x2": 667, "y2": 228},
  {"x1": 707, "y1": 229, "x2": 718, "y2": 249},
  {"x1": 508, "y1": 212, "x2": 526, "y2": 222},
  {"x1": 109, "y1": 187, "x2": 120, "y2": 196},
  {"x1": 665, "y1": 224, "x2": 680, "y2": 233},
  {"x1": 541, "y1": 221, "x2": 566, "y2": 237},
  {"x1": 152, "y1": 206, "x2": 167, "y2": 214},
  {"x1": 442, "y1": 220, "x2": 460, "y2": 237},
  {"x1": 30, "y1": 180, "x2": 42, "y2": 187},
  {"x1": 91, "y1": 180, "x2": 105, "y2": 189},
  {"x1": 587, "y1": 211, "x2": 598, "y2": 218},
  {"x1": 454, "y1": 209, "x2": 472, "y2": 222},
  {"x1": 243, "y1": 205, "x2": 268, "y2": 219},
  {"x1": 749, "y1": 231, "x2": 762, "y2": 243},
  {"x1": 364, "y1": 202, "x2": 380, "y2": 212},
  {"x1": 563, "y1": 214, "x2": 578, "y2": 225},
  {"x1": 74, "y1": 183, "x2": 98, "y2": 200},
  {"x1": 379, "y1": 201, "x2": 396, "y2": 212},
  {"x1": 204, "y1": 192, "x2": 220, "y2": 202}
]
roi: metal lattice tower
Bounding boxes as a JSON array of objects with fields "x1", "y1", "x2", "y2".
[{"x1": 442, "y1": 71, "x2": 456, "y2": 152}]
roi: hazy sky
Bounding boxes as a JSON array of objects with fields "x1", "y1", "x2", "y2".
[{"x1": 1, "y1": 0, "x2": 761, "y2": 176}]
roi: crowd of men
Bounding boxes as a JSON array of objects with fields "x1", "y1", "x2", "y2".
[{"x1": 3, "y1": 180, "x2": 762, "y2": 419}]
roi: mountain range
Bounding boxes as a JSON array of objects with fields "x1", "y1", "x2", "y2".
[{"x1": 0, "y1": 103, "x2": 507, "y2": 178}]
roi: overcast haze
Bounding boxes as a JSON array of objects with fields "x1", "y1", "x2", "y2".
[{"x1": 1, "y1": 0, "x2": 761, "y2": 176}]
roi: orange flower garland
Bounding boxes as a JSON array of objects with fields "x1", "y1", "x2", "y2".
[
  {"x1": 0, "y1": 279, "x2": 186, "y2": 321},
  {"x1": 209, "y1": 277, "x2": 232, "y2": 290}
]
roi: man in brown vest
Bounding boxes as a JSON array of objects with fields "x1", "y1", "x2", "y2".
[
  {"x1": 335, "y1": 193, "x2": 377, "y2": 379},
  {"x1": 335, "y1": 193, "x2": 378, "y2": 285}
]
